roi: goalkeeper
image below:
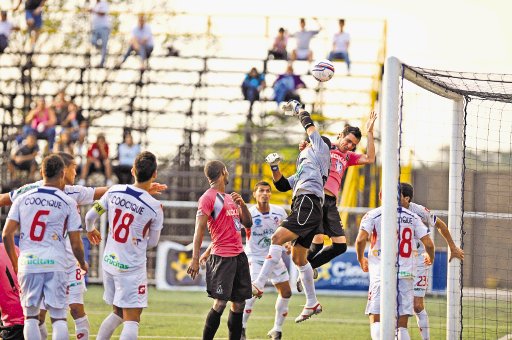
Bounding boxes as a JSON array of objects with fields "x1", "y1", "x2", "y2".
[{"x1": 251, "y1": 100, "x2": 331, "y2": 323}]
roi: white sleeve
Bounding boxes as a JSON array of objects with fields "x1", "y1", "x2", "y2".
[
  {"x1": 147, "y1": 229, "x2": 161, "y2": 248},
  {"x1": 413, "y1": 217, "x2": 429, "y2": 240},
  {"x1": 6, "y1": 197, "x2": 21, "y2": 222},
  {"x1": 67, "y1": 201, "x2": 83, "y2": 232},
  {"x1": 65, "y1": 185, "x2": 95, "y2": 205},
  {"x1": 359, "y1": 212, "x2": 374, "y2": 234},
  {"x1": 150, "y1": 204, "x2": 164, "y2": 232}
]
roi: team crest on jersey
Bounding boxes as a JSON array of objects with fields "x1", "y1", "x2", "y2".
[
  {"x1": 132, "y1": 237, "x2": 142, "y2": 246},
  {"x1": 138, "y1": 285, "x2": 146, "y2": 294},
  {"x1": 216, "y1": 285, "x2": 223, "y2": 294},
  {"x1": 254, "y1": 218, "x2": 261, "y2": 227},
  {"x1": 52, "y1": 233, "x2": 59, "y2": 241}
]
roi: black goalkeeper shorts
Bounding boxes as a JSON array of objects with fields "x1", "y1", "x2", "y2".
[
  {"x1": 282, "y1": 194, "x2": 323, "y2": 248},
  {"x1": 318, "y1": 195, "x2": 345, "y2": 237}
]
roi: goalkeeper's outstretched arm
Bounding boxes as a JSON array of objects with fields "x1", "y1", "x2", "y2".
[{"x1": 265, "y1": 153, "x2": 293, "y2": 192}]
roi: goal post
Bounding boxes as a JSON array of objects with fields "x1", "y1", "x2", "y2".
[{"x1": 381, "y1": 56, "x2": 465, "y2": 340}]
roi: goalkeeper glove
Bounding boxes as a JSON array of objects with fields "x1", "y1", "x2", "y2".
[{"x1": 265, "y1": 153, "x2": 282, "y2": 171}]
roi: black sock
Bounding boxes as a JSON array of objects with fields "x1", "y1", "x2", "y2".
[
  {"x1": 309, "y1": 243, "x2": 348, "y2": 268},
  {"x1": 203, "y1": 308, "x2": 222, "y2": 340},
  {"x1": 307, "y1": 242, "x2": 324, "y2": 262},
  {"x1": 227, "y1": 310, "x2": 243, "y2": 340}
]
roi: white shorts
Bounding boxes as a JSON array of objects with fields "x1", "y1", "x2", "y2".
[
  {"x1": 18, "y1": 271, "x2": 68, "y2": 311},
  {"x1": 67, "y1": 265, "x2": 87, "y2": 305},
  {"x1": 414, "y1": 265, "x2": 429, "y2": 298},
  {"x1": 103, "y1": 270, "x2": 148, "y2": 308},
  {"x1": 248, "y1": 256, "x2": 289, "y2": 285},
  {"x1": 365, "y1": 279, "x2": 414, "y2": 316},
  {"x1": 295, "y1": 48, "x2": 310, "y2": 60}
]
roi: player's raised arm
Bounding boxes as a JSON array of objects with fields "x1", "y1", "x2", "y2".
[
  {"x1": 231, "y1": 192, "x2": 252, "y2": 229},
  {"x1": 85, "y1": 201, "x2": 105, "y2": 245},
  {"x1": 434, "y1": 217, "x2": 464, "y2": 262},
  {"x1": 357, "y1": 110, "x2": 377, "y2": 165},
  {"x1": 281, "y1": 100, "x2": 317, "y2": 136},
  {"x1": 187, "y1": 214, "x2": 208, "y2": 280},
  {"x1": 355, "y1": 229, "x2": 369, "y2": 272}
]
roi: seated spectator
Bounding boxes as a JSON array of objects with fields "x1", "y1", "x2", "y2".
[
  {"x1": 116, "y1": 13, "x2": 154, "y2": 70},
  {"x1": 51, "y1": 90, "x2": 70, "y2": 125},
  {"x1": 8, "y1": 133, "x2": 39, "y2": 180},
  {"x1": 78, "y1": 133, "x2": 113, "y2": 186},
  {"x1": 14, "y1": 0, "x2": 45, "y2": 51},
  {"x1": 113, "y1": 132, "x2": 141, "y2": 184},
  {"x1": 61, "y1": 102, "x2": 84, "y2": 141},
  {"x1": 73, "y1": 125, "x2": 88, "y2": 174},
  {"x1": 241, "y1": 67, "x2": 266, "y2": 106},
  {"x1": 17, "y1": 96, "x2": 57, "y2": 150},
  {"x1": 273, "y1": 64, "x2": 305, "y2": 104},
  {"x1": 268, "y1": 27, "x2": 288, "y2": 60},
  {"x1": 90, "y1": 0, "x2": 111, "y2": 68},
  {"x1": 53, "y1": 130, "x2": 74, "y2": 155},
  {"x1": 328, "y1": 19, "x2": 351, "y2": 75},
  {"x1": 290, "y1": 17, "x2": 322, "y2": 62},
  {"x1": 0, "y1": 10, "x2": 19, "y2": 54}
]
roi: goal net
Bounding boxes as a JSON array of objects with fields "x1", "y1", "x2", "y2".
[{"x1": 380, "y1": 57, "x2": 512, "y2": 340}]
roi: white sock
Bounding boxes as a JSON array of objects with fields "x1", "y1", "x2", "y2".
[
  {"x1": 52, "y1": 320, "x2": 69, "y2": 340},
  {"x1": 397, "y1": 327, "x2": 411, "y2": 340},
  {"x1": 242, "y1": 296, "x2": 257, "y2": 328},
  {"x1": 370, "y1": 322, "x2": 380, "y2": 340},
  {"x1": 25, "y1": 319, "x2": 41, "y2": 340},
  {"x1": 274, "y1": 296, "x2": 290, "y2": 331},
  {"x1": 254, "y1": 245, "x2": 283, "y2": 288},
  {"x1": 39, "y1": 321, "x2": 48, "y2": 340},
  {"x1": 415, "y1": 309, "x2": 430, "y2": 340},
  {"x1": 97, "y1": 313, "x2": 124, "y2": 340},
  {"x1": 120, "y1": 321, "x2": 139, "y2": 340},
  {"x1": 298, "y1": 263, "x2": 318, "y2": 307},
  {"x1": 74, "y1": 315, "x2": 90, "y2": 340}
]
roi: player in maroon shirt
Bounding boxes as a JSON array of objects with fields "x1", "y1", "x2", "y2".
[{"x1": 187, "y1": 160, "x2": 253, "y2": 340}]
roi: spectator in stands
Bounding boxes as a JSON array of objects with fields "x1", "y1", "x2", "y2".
[
  {"x1": 328, "y1": 19, "x2": 351, "y2": 75},
  {"x1": 90, "y1": 0, "x2": 111, "y2": 68},
  {"x1": 0, "y1": 11, "x2": 19, "y2": 54},
  {"x1": 17, "y1": 96, "x2": 57, "y2": 150},
  {"x1": 61, "y1": 102, "x2": 83, "y2": 141},
  {"x1": 51, "y1": 90, "x2": 70, "y2": 125},
  {"x1": 8, "y1": 133, "x2": 39, "y2": 180},
  {"x1": 14, "y1": 0, "x2": 46, "y2": 51},
  {"x1": 73, "y1": 124, "x2": 88, "y2": 175},
  {"x1": 290, "y1": 17, "x2": 322, "y2": 62},
  {"x1": 268, "y1": 27, "x2": 288, "y2": 60},
  {"x1": 78, "y1": 133, "x2": 113, "y2": 186},
  {"x1": 53, "y1": 130, "x2": 74, "y2": 155},
  {"x1": 113, "y1": 132, "x2": 141, "y2": 184},
  {"x1": 273, "y1": 64, "x2": 305, "y2": 104},
  {"x1": 116, "y1": 13, "x2": 154, "y2": 70},
  {"x1": 241, "y1": 67, "x2": 266, "y2": 106}
]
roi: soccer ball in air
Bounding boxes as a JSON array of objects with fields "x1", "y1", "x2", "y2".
[{"x1": 311, "y1": 59, "x2": 335, "y2": 82}]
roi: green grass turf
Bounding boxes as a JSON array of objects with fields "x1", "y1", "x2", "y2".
[{"x1": 45, "y1": 285, "x2": 511, "y2": 339}]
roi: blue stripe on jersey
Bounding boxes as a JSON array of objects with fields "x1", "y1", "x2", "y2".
[
  {"x1": 36, "y1": 188, "x2": 70, "y2": 206},
  {"x1": 400, "y1": 209, "x2": 415, "y2": 218},
  {"x1": 110, "y1": 186, "x2": 156, "y2": 214}
]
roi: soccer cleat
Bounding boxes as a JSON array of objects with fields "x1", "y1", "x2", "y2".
[
  {"x1": 294, "y1": 303, "x2": 322, "y2": 323},
  {"x1": 241, "y1": 328, "x2": 247, "y2": 340},
  {"x1": 296, "y1": 268, "x2": 318, "y2": 293},
  {"x1": 251, "y1": 283, "x2": 263, "y2": 299},
  {"x1": 267, "y1": 329, "x2": 282, "y2": 340}
]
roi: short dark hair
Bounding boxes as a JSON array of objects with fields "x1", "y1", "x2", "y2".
[
  {"x1": 278, "y1": 27, "x2": 285, "y2": 33},
  {"x1": 42, "y1": 154, "x2": 65, "y2": 179},
  {"x1": 342, "y1": 125, "x2": 362, "y2": 141},
  {"x1": 254, "y1": 181, "x2": 271, "y2": 192},
  {"x1": 56, "y1": 152, "x2": 74, "y2": 167},
  {"x1": 134, "y1": 151, "x2": 157, "y2": 182},
  {"x1": 400, "y1": 182, "x2": 414, "y2": 201},
  {"x1": 339, "y1": 19, "x2": 345, "y2": 25},
  {"x1": 204, "y1": 160, "x2": 226, "y2": 182}
]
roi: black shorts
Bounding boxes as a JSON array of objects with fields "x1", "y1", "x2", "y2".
[
  {"x1": 319, "y1": 195, "x2": 345, "y2": 237},
  {"x1": 0, "y1": 325, "x2": 24, "y2": 340},
  {"x1": 206, "y1": 252, "x2": 252, "y2": 302},
  {"x1": 282, "y1": 194, "x2": 323, "y2": 249}
]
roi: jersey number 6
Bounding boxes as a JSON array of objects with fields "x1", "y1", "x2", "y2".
[
  {"x1": 112, "y1": 208, "x2": 135, "y2": 243},
  {"x1": 30, "y1": 210, "x2": 50, "y2": 241}
]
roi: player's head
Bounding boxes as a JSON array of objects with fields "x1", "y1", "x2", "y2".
[
  {"x1": 56, "y1": 152, "x2": 77, "y2": 185},
  {"x1": 399, "y1": 182, "x2": 413, "y2": 208},
  {"x1": 253, "y1": 181, "x2": 272, "y2": 204},
  {"x1": 336, "y1": 125, "x2": 361, "y2": 152},
  {"x1": 41, "y1": 154, "x2": 66, "y2": 188},
  {"x1": 132, "y1": 151, "x2": 157, "y2": 183},
  {"x1": 204, "y1": 160, "x2": 229, "y2": 186}
]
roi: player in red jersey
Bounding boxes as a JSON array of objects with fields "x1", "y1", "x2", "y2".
[{"x1": 187, "y1": 160, "x2": 253, "y2": 340}]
